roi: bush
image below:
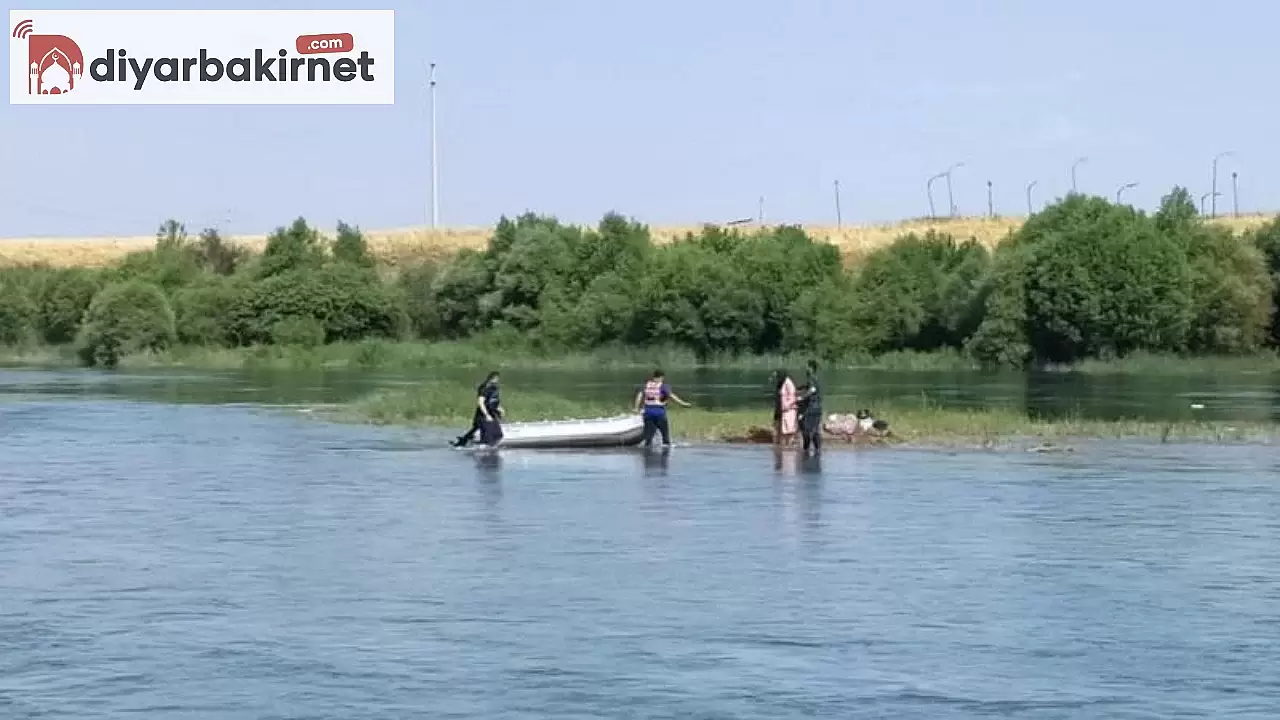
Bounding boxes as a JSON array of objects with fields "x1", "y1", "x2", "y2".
[
  {"x1": 171, "y1": 276, "x2": 245, "y2": 346},
  {"x1": 227, "y1": 264, "x2": 406, "y2": 345},
  {"x1": 35, "y1": 267, "x2": 104, "y2": 344},
  {"x1": 332, "y1": 221, "x2": 374, "y2": 268},
  {"x1": 257, "y1": 217, "x2": 327, "y2": 279},
  {"x1": 0, "y1": 282, "x2": 37, "y2": 346},
  {"x1": 75, "y1": 280, "x2": 177, "y2": 367},
  {"x1": 270, "y1": 316, "x2": 326, "y2": 347},
  {"x1": 1247, "y1": 217, "x2": 1280, "y2": 347}
]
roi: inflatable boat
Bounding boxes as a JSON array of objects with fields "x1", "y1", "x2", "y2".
[{"x1": 460, "y1": 414, "x2": 646, "y2": 450}]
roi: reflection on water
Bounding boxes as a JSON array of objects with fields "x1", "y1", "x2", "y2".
[{"x1": 3, "y1": 362, "x2": 1279, "y2": 423}]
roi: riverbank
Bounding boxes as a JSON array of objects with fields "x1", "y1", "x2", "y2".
[
  {"x1": 338, "y1": 381, "x2": 1280, "y2": 449},
  {"x1": 4, "y1": 340, "x2": 1280, "y2": 376}
]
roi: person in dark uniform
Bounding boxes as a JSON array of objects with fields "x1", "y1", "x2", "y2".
[
  {"x1": 795, "y1": 359, "x2": 822, "y2": 453},
  {"x1": 633, "y1": 368, "x2": 691, "y2": 448},
  {"x1": 451, "y1": 371, "x2": 503, "y2": 447}
]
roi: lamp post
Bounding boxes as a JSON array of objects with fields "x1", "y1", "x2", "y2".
[
  {"x1": 1211, "y1": 151, "x2": 1234, "y2": 219},
  {"x1": 1026, "y1": 180, "x2": 1038, "y2": 215},
  {"x1": 1232, "y1": 171, "x2": 1239, "y2": 217},
  {"x1": 986, "y1": 180, "x2": 993, "y2": 218},
  {"x1": 945, "y1": 161, "x2": 965, "y2": 217},
  {"x1": 926, "y1": 172, "x2": 945, "y2": 219},
  {"x1": 1071, "y1": 156, "x2": 1088, "y2": 193},
  {"x1": 834, "y1": 180, "x2": 842, "y2": 228},
  {"x1": 1116, "y1": 182, "x2": 1138, "y2": 204},
  {"x1": 428, "y1": 62, "x2": 439, "y2": 228}
]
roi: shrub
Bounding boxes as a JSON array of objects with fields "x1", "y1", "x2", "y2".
[
  {"x1": 35, "y1": 267, "x2": 104, "y2": 344},
  {"x1": 228, "y1": 264, "x2": 406, "y2": 345},
  {"x1": 0, "y1": 282, "x2": 37, "y2": 346},
  {"x1": 195, "y1": 228, "x2": 247, "y2": 276},
  {"x1": 1247, "y1": 217, "x2": 1280, "y2": 347},
  {"x1": 75, "y1": 280, "x2": 177, "y2": 367},
  {"x1": 171, "y1": 276, "x2": 245, "y2": 346},
  {"x1": 1016, "y1": 197, "x2": 1193, "y2": 362},
  {"x1": 332, "y1": 221, "x2": 374, "y2": 267},
  {"x1": 257, "y1": 217, "x2": 327, "y2": 279},
  {"x1": 270, "y1": 316, "x2": 326, "y2": 347}
]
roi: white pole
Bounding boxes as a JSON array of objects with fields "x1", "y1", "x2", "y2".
[{"x1": 429, "y1": 62, "x2": 439, "y2": 228}]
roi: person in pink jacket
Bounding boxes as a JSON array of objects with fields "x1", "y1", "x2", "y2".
[{"x1": 775, "y1": 369, "x2": 798, "y2": 447}]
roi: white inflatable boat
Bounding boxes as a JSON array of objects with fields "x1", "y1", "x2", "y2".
[{"x1": 461, "y1": 413, "x2": 647, "y2": 450}]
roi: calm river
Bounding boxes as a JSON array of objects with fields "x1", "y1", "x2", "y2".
[{"x1": 2, "y1": 367, "x2": 1279, "y2": 718}]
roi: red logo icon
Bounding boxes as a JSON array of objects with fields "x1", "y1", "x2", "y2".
[{"x1": 12, "y1": 18, "x2": 85, "y2": 95}]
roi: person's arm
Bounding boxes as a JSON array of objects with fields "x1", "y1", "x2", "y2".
[
  {"x1": 633, "y1": 390, "x2": 643, "y2": 413},
  {"x1": 477, "y1": 393, "x2": 492, "y2": 421},
  {"x1": 667, "y1": 391, "x2": 692, "y2": 408}
]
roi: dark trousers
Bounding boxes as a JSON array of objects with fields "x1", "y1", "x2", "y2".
[
  {"x1": 456, "y1": 409, "x2": 500, "y2": 446},
  {"x1": 641, "y1": 412, "x2": 671, "y2": 447},
  {"x1": 479, "y1": 416, "x2": 503, "y2": 445},
  {"x1": 801, "y1": 412, "x2": 822, "y2": 452}
]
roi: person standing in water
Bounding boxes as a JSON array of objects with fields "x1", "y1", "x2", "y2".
[
  {"x1": 795, "y1": 360, "x2": 822, "y2": 453},
  {"x1": 633, "y1": 369, "x2": 691, "y2": 448},
  {"x1": 451, "y1": 371, "x2": 503, "y2": 447},
  {"x1": 775, "y1": 369, "x2": 798, "y2": 447}
]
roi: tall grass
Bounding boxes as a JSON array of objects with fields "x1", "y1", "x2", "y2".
[{"x1": 5, "y1": 213, "x2": 1273, "y2": 269}]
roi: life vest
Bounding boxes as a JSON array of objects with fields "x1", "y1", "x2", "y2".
[{"x1": 642, "y1": 379, "x2": 665, "y2": 406}]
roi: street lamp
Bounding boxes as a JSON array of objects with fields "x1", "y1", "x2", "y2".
[
  {"x1": 1026, "y1": 180, "x2": 1038, "y2": 215},
  {"x1": 1200, "y1": 191, "x2": 1221, "y2": 216},
  {"x1": 945, "y1": 161, "x2": 965, "y2": 217},
  {"x1": 1116, "y1": 182, "x2": 1138, "y2": 204},
  {"x1": 926, "y1": 172, "x2": 946, "y2": 219},
  {"x1": 1211, "y1": 151, "x2": 1235, "y2": 218},
  {"x1": 1232, "y1": 171, "x2": 1239, "y2": 217},
  {"x1": 1071, "y1": 156, "x2": 1088, "y2": 193}
]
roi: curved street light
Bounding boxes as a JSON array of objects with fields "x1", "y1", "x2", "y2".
[
  {"x1": 1026, "y1": 180, "x2": 1038, "y2": 215},
  {"x1": 1116, "y1": 181, "x2": 1138, "y2": 204},
  {"x1": 1071, "y1": 156, "x2": 1088, "y2": 193},
  {"x1": 926, "y1": 172, "x2": 946, "y2": 219}
]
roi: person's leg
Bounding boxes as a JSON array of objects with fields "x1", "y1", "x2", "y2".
[
  {"x1": 641, "y1": 414, "x2": 657, "y2": 448},
  {"x1": 453, "y1": 411, "x2": 482, "y2": 446},
  {"x1": 657, "y1": 413, "x2": 671, "y2": 446}
]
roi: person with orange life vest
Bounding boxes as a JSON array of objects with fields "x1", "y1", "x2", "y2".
[{"x1": 633, "y1": 368, "x2": 691, "y2": 448}]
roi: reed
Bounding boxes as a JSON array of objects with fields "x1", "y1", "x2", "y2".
[{"x1": 4, "y1": 213, "x2": 1272, "y2": 269}]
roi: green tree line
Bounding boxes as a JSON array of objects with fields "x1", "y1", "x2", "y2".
[{"x1": 2, "y1": 186, "x2": 1279, "y2": 368}]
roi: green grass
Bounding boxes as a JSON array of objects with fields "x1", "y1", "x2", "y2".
[{"x1": 337, "y1": 381, "x2": 1280, "y2": 448}]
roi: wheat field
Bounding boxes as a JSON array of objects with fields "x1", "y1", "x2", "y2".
[{"x1": 1, "y1": 214, "x2": 1274, "y2": 269}]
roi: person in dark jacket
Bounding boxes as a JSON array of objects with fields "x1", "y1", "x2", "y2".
[
  {"x1": 795, "y1": 360, "x2": 822, "y2": 453},
  {"x1": 451, "y1": 371, "x2": 503, "y2": 447}
]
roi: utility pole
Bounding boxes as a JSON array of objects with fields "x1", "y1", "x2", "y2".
[
  {"x1": 1026, "y1": 180, "x2": 1037, "y2": 215},
  {"x1": 833, "y1": 180, "x2": 843, "y2": 228},
  {"x1": 429, "y1": 62, "x2": 439, "y2": 228},
  {"x1": 1232, "y1": 171, "x2": 1239, "y2": 217},
  {"x1": 986, "y1": 180, "x2": 993, "y2": 218},
  {"x1": 758, "y1": 196, "x2": 765, "y2": 224}
]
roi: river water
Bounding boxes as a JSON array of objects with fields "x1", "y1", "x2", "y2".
[{"x1": 2, "y1": 367, "x2": 1280, "y2": 718}]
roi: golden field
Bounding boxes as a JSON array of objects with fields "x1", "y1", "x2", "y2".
[{"x1": 1, "y1": 213, "x2": 1274, "y2": 269}]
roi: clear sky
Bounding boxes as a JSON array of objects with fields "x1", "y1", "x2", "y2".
[{"x1": 2, "y1": 0, "x2": 1275, "y2": 238}]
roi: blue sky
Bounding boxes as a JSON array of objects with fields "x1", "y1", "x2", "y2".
[{"x1": 2, "y1": 0, "x2": 1275, "y2": 238}]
